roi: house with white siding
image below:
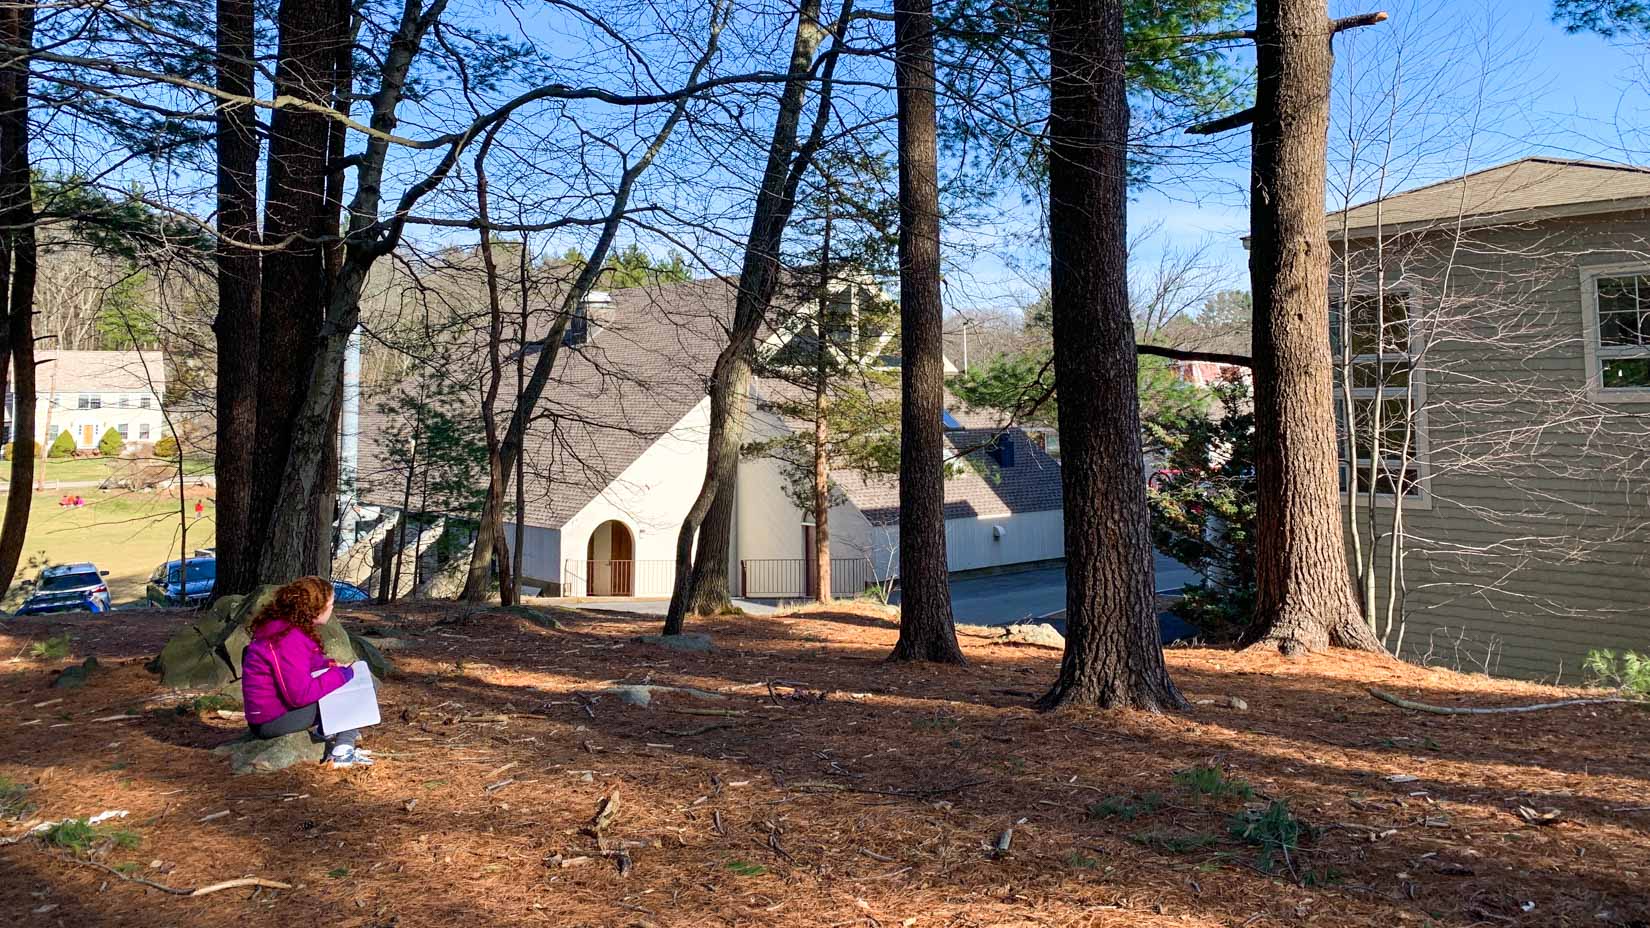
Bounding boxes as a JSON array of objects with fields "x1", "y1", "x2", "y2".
[
  {"x1": 358, "y1": 277, "x2": 1065, "y2": 600},
  {"x1": 1327, "y1": 157, "x2": 1650, "y2": 680},
  {"x1": 6, "y1": 350, "x2": 168, "y2": 451}
]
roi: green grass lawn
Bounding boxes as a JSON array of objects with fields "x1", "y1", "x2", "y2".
[
  {"x1": 4, "y1": 453, "x2": 213, "y2": 487},
  {"x1": 2, "y1": 489, "x2": 215, "y2": 609}
]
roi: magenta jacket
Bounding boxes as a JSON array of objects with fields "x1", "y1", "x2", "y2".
[{"x1": 241, "y1": 618, "x2": 353, "y2": 724}]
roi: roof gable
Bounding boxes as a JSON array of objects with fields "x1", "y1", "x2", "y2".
[{"x1": 1327, "y1": 157, "x2": 1650, "y2": 236}]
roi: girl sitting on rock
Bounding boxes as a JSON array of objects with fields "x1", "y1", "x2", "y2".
[{"x1": 241, "y1": 575, "x2": 372, "y2": 768}]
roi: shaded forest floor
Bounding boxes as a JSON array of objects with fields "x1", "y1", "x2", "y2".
[{"x1": 2, "y1": 601, "x2": 1647, "y2": 927}]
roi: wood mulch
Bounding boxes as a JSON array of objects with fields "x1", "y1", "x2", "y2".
[{"x1": 1, "y1": 600, "x2": 1646, "y2": 927}]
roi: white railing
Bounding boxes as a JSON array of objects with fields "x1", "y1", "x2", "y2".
[{"x1": 560, "y1": 559, "x2": 677, "y2": 597}]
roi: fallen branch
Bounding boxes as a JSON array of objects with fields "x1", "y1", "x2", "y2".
[
  {"x1": 190, "y1": 877, "x2": 296, "y2": 897},
  {"x1": 657, "y1": 723, "x2": 735, "y2": 736},
  {"x1": 1368, "y1": 687, "x2": 1637, "y2": 715},
  {"x1": 665, "y1": 707, "x2": 747, "y2": 718},
  {"x1": 43, "y1": 850, "x2": 291, "y2": 896}
]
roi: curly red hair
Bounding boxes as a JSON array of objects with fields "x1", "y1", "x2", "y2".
[{"x1": 251, "y1": 575, "x2": 334, "y2": 643}]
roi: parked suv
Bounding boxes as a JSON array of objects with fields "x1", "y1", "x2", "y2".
[
  {"x1": 146, "y1": 555, "x2": 369, "y2": 608},
  {"x1": 15, "y1": 563, "x2": 112, "y2": 616},
  {"x1": 146, "y1": 557, "x2": 217, "y2": 607}
]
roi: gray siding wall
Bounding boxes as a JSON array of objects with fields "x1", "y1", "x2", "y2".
[{"x1": 1339, "y1": 210, "x2": 1650, "y2": 681}]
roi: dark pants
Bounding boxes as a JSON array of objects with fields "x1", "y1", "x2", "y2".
[{"x1": 249, "y1": 704, "x2": 358, "y2": 750}]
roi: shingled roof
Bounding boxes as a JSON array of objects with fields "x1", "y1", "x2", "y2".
[
  {"x1": 831, "y1": 424, "x2": 1063, "y2": 526},
  {"x1": 361, "y1": 275, "x2": 1064, "y2": 531},
  {"x1": 508, "y1": 277, "x2": 735, "y2": 526},
  {"x1": 751, "y1": 379, "x2": 1063, "y2": 527},
  {"x1": 1327, "y1": 157, "x2": 1650, "y2": 237},
  {"x1": 37, "y1": 350, "x2": 166, "y2": 394}
]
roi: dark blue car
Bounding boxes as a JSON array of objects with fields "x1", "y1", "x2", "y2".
[
  {"x1": 15, "y1": 563, "x2": 112, "y2": 616},
  {"x1": 146, "y1": 557, "x2": 217, "y2": 607},
  {"x1": 146, "y1": 554, "x2": 372, "y2": 608}
]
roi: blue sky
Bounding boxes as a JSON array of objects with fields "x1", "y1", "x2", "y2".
[
  {"x1": 952, "y1": 0, "x2": 1649, "y2": 315},
  {"x1": 1125, "y1": 0, "x2": 1648, "y2": 301}
]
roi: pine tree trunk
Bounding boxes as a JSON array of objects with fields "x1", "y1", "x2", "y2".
[
  {"x1": 813, "y1": 209, "x2": 832, "y2": 604},
  {"x1": 512, "y1": 272, "x2": 527, "y2": 594},
  {"x1": 1036, "y1": 0, "x2": 1182, "y2": 710},
  {"x1": 812, "y1": 384, "x2": 831, "y2": 603},
  {"x1": 1245, "y1": 0, "x2": 1384, "y2": 655},
  {"x1": 686, "y1": 470, "x2": 737, "y2": 614},
  {"x1": 665, "y1": 0, "x2": 832, "y2": 633},
  {"x1": 210, "y1": 0, "x2": 261, "y2": 596},
  {"x1": 0, "y1": 1, "x2": 35, "y2": 597},
  {"x1": 258, "y1": 0, "x2": 446, "y2": 584},
  {"x1": 666, "y1": 351, "x2": 749, "y2": 632},
  {"x1": 249, "y1": 0, "x2": 344, "y2": 580},
  {"x1": 888, "y1": 0, "x2": 963, "y2": 664},
  {"x1": 461, "y1": 124, "x2": 511, "y2": 604}
]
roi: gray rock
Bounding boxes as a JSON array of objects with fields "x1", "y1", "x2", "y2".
[
  {"x1": 601, "y1": 683, "x2": 727, "y2": 707},
  {"x1": 1000, "y1": 623, "x2": 1066, "y2": 649},
  {"x1": 633, "y1": 632, "x2": 713, "y2": 653},
  {"x1": 212, "y1": 731, "x2": 327, "y2": 774},
  {"x1": 357, "y1": 635, "x2": 410, "y2": 651},
  {"x1": 149, "y1": 585, "x2": 392, "y2": 691},
  {"x1": 606, "y1": 685, "x2": 658, "y2": 707},
  {"x1": 52, "y1": 657, "x2": 101, "y2": 689}
]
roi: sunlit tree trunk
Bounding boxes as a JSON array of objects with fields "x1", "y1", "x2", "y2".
[
  {"x1": 1035, "y1": 0, "x2": 1182, "y2": 709},
  {"x1": 1245, "y1": 0, "x2": 1385, "y2": 654},
  {"x1": 887, "y1": 0, "x2": 963, "y2": 664},
  {"x1": 0, "y1": 1, "x2": 36, "y2": 597}
]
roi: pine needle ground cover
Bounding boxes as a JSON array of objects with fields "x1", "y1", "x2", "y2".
[{"x1": 2, "y1": 602, "x2": 1645, "y2": 927}]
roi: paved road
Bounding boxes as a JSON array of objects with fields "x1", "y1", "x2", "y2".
[
  {"x1": 583, "y1": 555, "x2": 1202, "y2": 630},
  {"x1": 893, "y1": 554, "x2": 1200, "y2": 626}
]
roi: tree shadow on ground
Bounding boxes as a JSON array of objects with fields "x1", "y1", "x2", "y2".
[{"x1": 4, "y1": 602, "x2": 1648, "y2": 928}]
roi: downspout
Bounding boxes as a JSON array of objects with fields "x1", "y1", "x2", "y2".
[{"x1": 335, "y1": 326, "x2": 362, "y2": 556}]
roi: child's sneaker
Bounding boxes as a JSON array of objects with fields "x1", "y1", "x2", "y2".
[{"x1": 328, "y1": 745, "x2": 374, "y2": 768}]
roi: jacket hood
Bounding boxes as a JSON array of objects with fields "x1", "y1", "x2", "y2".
[{"x1": 250, "y1": 617, "x2": 296, "y2": 640}]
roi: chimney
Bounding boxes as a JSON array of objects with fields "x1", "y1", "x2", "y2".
[{"x1": 563, "y1": 290, "x2": 613, "y2": 347}]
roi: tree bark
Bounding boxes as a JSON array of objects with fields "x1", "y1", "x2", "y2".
[
  {"x1": 664, "y1": 0, "x2": 839, "y2": 633},
  {"x1": 1035, "y1": 0, "x2": 1182, "y2": 710},
  {"x1": 306, "y1": 0, "x2": 358, "y2": 580},
  {"x1": 887, "y1": 0, "x2": 963, "y2": 664},
  {"x1": 259, "y1": 0, "x2": 451, "y2": 583},
  {"x1": 512, "y1": 237, "x2": 528, "y2": 593},
  {"x1": 209, "y1": 0, "x2": 261, "y2": 596},
  {"x1": 812, "y1": 208, "x2": 832, "y2": 604},
  {"x1": 0, "y1": 0, "x2": 35, "y2": 596},
  {"x1": 685, "y1": 475, "x2": 737, "y2": 614},
  {"x1": 462, "y1": 122, "x2": 518, "y2": 604},
  {"x1": 249, "y1": 0, "x2": 346, "y2": 581},
  {"x1": 1245, "y1": 0, "x2": 1384, "y2": 655}
]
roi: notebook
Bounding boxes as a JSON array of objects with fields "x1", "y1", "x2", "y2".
[{"x1": 317, "y1": 661, "x2": 380, "y2": 736}]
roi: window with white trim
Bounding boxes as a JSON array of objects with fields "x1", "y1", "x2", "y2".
[
  {"x1": 1331, "y1": 290, "x2": 1425, "y2": 498},
  {"x1": 1589, "y1": 270, "x2": 1650, "y2": 392}
]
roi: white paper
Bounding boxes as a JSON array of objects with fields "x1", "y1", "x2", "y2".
[{"x1": 317, "y1": 661, "x2": 380, "y2": 736}]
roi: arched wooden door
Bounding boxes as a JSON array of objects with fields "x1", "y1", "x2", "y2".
[{"x1": 585, "y1": 520, "x2": 635, "y2": 596}]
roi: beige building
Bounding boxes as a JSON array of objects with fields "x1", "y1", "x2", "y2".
[
  {"x1": 6, "y1": 350, "x2": 168, "y2": 450},
  {"x1": 1328, "y1": 157, "x2": 1650, "y2": 681}
]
